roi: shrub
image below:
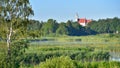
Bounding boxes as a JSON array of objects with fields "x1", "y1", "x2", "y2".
[
  {"x1": 36, "y1": 56, "x2": 76, "y2": 68},
  {"x1": 0, "y1": 40, "x2": 29, "y2": 68}
]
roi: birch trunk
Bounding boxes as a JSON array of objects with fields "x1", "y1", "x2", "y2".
[{"x1": 7, "y1": 23, "x2": 12, "y2": 55}]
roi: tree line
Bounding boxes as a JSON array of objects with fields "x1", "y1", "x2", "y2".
[
  {"x1": 1, "y1": 17, "x2": 120, "y2": 39},
  {"x1": 27, "y1": 19, "x2": 95, "y2": 37},
  {"x1": 27, "y1": 17, "x2": 120, "y2": 38},
  {"x1": 88, "y1": 17, "x2": 120, "y2": 34}
]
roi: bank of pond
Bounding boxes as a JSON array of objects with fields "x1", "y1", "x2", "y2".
[
  {"x1": 0, "y1": 44, "x2": 120, "y2": 68},
  {"x1": 19, "y1": 45, "x2": 120, "y2": 68}
]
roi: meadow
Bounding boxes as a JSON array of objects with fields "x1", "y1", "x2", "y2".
[{"x1": 0, "y1": 34, "x2": 120, "y2": 68}]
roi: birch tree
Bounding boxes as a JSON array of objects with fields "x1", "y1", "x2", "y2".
[{"x1": 0, "y1": 0, "x2": 34, "y2": 55}]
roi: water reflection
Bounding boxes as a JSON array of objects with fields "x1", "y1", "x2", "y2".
[{"x1": 110, "y1": 52, "x2": 120, "y2": 62}]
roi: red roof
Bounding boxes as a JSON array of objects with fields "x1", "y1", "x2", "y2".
[
  {"x1": 78, "y1": 18, "x2": 86, "y2": 23},
  {"x1": 78, "y1": 18, "x2": 91, "y2": 23}
]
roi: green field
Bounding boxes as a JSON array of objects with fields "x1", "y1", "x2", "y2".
[
  {"x1": 29, "y1": 34, "x2": 120, "y2": 51},
  {"x1": 0, "y1": 34, "x2": 120, "y2": 68},
  {"x1": 26, "y1": 34, "x2": 120, "y2": 68}
]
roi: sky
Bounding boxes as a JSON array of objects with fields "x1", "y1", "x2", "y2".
[{"x1": 29, "y1": 0, "x2": 120, "y2": 22}]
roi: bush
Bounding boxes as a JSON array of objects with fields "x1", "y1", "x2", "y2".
[
  {"x1": 36, "y1": 56, "x2": 76, "y2": 68},
  {"x1": 0, "y1": 40, "x2": 29, "y2": 68}
]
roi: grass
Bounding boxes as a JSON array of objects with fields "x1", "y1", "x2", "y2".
[
  {"x1": 36, "y1": 34, "x2": 120, "y2": 42},
  {"x1": 0, "y1": 34, "x2": 120, "y2": 68},
  {"x1": 30, "y1": 34, "x2": 120, "y2": 46}
]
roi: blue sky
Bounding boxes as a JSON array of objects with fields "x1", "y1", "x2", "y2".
[{"x1": 29, "y1": 0, "x2": 120, "y2": 22}]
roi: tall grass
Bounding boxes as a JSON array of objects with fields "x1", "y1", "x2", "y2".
[{"x1": 0, "y1": 34, "x2": 120, "y2": 68}]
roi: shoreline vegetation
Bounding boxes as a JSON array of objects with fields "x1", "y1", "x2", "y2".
[{"x1": 0, "y1": 34, "x2": 120, "y2": 68}]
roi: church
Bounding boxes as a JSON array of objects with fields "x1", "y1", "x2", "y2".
[
  {"x1": 77, "y1": 18, "x2": 92, "y2": 26},
  {"x1": 75, "y1": 14, "x2": 92, "y2": 26}
]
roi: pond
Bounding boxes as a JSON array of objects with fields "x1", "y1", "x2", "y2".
[
  {"x1": 30, "y1": 40, "x2": 120, "y2": 62},
  {"x1": 110, "y1": 52, "x2": 120, "y2": 62},
  {"x1": 30, "y1": 40, "x2": 118, "y2": 45}
]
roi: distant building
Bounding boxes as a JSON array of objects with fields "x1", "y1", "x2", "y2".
[
  {"x1": 77, "y1": 18, "x2": 92, "y2": 26},
  {"x1": 75, "y1": 13, "x2": 92, "y2": 26}
]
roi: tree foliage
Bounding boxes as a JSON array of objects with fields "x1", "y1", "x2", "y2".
[
  {"x1": 41, "y1": 19, "x2": 58, "y2": 36},
  {"x1": 88, "y1": 17, "x2": 120, "y2": 33},
  {"x1": 1, "y1": 17, "x2": 120, "y2": 38},
  {"x1": 0, "y1": 0, "x2": 34, "y2": 68},
  {"x1": 0, "y1": 40, "x2": 29, "y2": 68},
  {"x1": 56, "y1": 22, "x2": 68, "y2": 35},
  {"x1": 1, "y1": 17, "x2": 118, "y2": 38}
]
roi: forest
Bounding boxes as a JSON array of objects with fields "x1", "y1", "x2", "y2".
[
  {"x1": 21, "y1": 17, "x2": 120, "y2": 37},
  {"x1": 19, "y1": 17, "x2": 120, "y2": 37},
  {"x1": 1, "y1": 17, "x2": 120, "y2": 39}
]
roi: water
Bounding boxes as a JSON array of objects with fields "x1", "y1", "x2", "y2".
[
  {"x1": 30, "y1": 40, "x2": 120, "y2": 62},
  {"x1": 30, "y1": 40, "x2": 118, "y2": 45},
  {"x1": 110, "y1": 52, "x2": 120, "y2": 62}
]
